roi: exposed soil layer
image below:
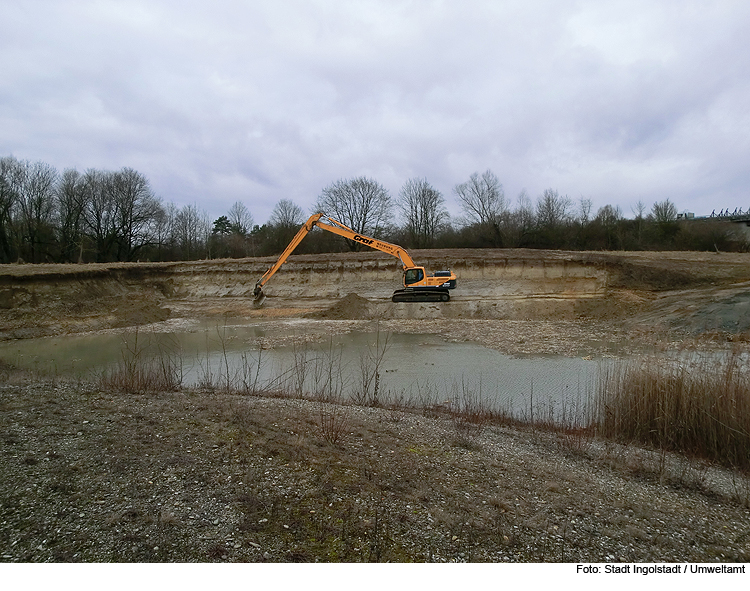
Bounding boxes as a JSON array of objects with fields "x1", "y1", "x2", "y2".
[{"x1": 2, "y1": 250, "x2": 750, "y2": 350}]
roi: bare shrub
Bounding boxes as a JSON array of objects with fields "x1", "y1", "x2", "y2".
[
  {"x1": 238, "y1": 338, "x2": 268, "y2": 395},
  {"x1": 318, "y1": 405, "x2": 349, "y2": 445},
  {"x1": 449, "y1": 380, "x2": 491, "y2": 449},
  {"x1": 557, "y1": 426, "x2": 595, "y2": 455},
  {"x1": 730, "y1": 472, "x2": 750, "y2": 508},
  {"x1": 309, "y1": 337, "x2": 346, "y2": 403},
  {"x1": 99, "y1": 329, "x2": 182, "y2": 393},
  {"x1": 384, "y1": 391, "x2": 409, "y2": 422},
  {"x1": 291, "y1": 338, "x2": 308, "y2": 398},
  {"x1": 193, "y1": 334, "x2": 271, "y2": 395},
  {"x1": 351, "y1": 324, "x2": 391, "y2": 407}
]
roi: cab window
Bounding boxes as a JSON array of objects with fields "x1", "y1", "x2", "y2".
[{"x1": 404, "y1": 268, "x2": 424, "y2": 285}]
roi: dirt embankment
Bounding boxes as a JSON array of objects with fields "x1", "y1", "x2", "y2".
[{"x1": 1, "y1": 249, "x2": 750, "y2": 342}]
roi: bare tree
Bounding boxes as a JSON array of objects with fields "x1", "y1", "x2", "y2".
[
  {"x1": 595, "y1": 204, "x2": 623, "y2": 249},
  {"x1": 505, "y1": 189, "x2": 535, "y2": 247},
  {"x1": 80, "y1": 169, "x2": 118, "y2": 262},
  {"x1": 0, "y1": 156, "x2": 23, "y2": 262},
  {"x1": 515, "y1": 189, "x2": 535, "y2": 228},
  {"x1": 453, "y1": 170, "x2": 507, "y2": 227},
  {"x1": 314, "y1": 177, "x2": 391, "y2": 249},
  {"x1": 632, "y1": 200, "x2": 647, "y2": 246},
  {"x1": 261, "y1": 198, "x2": 307, "y2": 256},
  {"x1": 596, "y1": 204, "x2": 622, "y2": 225},
  {"x1": 632, "y1": 200, "x2": 647, "y2": 220},
  {"x1": 578, "y1": 198, "x2": 593, "y2": 224},
  {"x1": 57, "y1": 168, "x2": 86, "y2": 262},
  {"x1": 16, "y1": 160, "x2": 58, "y2": 262},
  {"x1": 227, "y1": 201, "x2": 253, "y2": 235},
  {"x1": 76, "y1": 167, "x2": 164, "y2": 261},
  {"x1": 532, "y1": 189, "x2": 573, "y2": 248},
  {"x1": 536, "y1": 189, "x2": 571, "y2": 228},
  {"x1": 269, "y1": 198, "x2": 305, "y2": 228},
  {"x1": 453, "y1": 170, "x2": 507, "y2": 246},
  {"x1": 173, "y1": 203, "x2": 209, "y2": 260},
  {"x1": 111, "y1": 168, "x2": 163, "y2": 261},
  {"x1": 397, "y1": 177, "x2": 447, "y2": 248},
  {"x1": 651, "y1": 199, "x2": 677, "y2": 223},
  {"x1": 154, "y1": 202, "x2": 177, "y2": 261}
]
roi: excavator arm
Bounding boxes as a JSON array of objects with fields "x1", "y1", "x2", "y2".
[
  {"x1": 253, "y1": 212, "x2": 456, "y2": 305},
  {"x1": 252, "y1": 213, "x2": 324, "y2": 302}
]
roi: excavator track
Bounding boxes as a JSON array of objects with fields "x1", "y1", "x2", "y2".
[{"x1": 391, "y1": 289, "x2": 450, "y2": 303}]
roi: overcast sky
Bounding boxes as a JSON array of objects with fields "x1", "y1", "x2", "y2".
[{"x1": 2, "y1": 0, "x2": 749, "y2": 225}]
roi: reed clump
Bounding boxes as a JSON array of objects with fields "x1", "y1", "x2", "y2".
[{"x1": 595, "y1": 351, "x2": 750, "y2": 470}]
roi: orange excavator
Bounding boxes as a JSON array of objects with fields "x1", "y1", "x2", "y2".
[{"x1": 253, "y1": 213, "x2": 457, "y2": 305}]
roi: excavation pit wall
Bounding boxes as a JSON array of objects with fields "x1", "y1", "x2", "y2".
[
  {"x1": 0, "y1": 250, "x2": 625, "y2": 339},
  {"x1": 189, "y1": 251, "x2": 611, "y2": 321}
]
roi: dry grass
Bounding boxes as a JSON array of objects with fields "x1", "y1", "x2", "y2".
[
  {"x1": 445, "y1": 381, "x2": 492, "y2": 449},
  {"x1": 595, "y1": 350, "x2": 750, "y2": 470},
  {"x1": 99, "y1": 357, "x2": 182, "y2": 393},
  {"x1": 98, "y1": 329, "x2": 182, "y2": 393}
]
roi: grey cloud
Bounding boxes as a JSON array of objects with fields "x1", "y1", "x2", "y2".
[{"x1": 1, "y1": 0, "x2": 749, "y2": 224}]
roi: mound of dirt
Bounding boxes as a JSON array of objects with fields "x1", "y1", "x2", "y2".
[{"x1": 307, "y1": 293, "x2": 371, "y2": 319}]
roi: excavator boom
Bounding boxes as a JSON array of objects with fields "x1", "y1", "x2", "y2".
[
  {"x1": 314, "y1": 217, "x2": 416, "y2": 268},
  {"x1": 253, "y1": 213, "x2": 456, "y2": 305},
  {"x1": 252, "y1": 213, "x2": 324, "y2": 304}
]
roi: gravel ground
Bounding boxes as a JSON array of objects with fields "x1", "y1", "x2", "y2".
[{"x1": 1, "y1": 374, "x2": 749, "y2": 563}]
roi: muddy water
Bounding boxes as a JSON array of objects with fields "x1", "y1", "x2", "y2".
[{"x1": 0, "y1": 319, "x2": 604, "y2": 423}]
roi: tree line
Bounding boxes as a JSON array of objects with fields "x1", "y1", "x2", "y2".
[{"x1": 0, "y1": 155, "x2": 741, "y2": 264}]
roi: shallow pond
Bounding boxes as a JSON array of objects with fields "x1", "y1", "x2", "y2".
[{"x1": 0, "y1": 318, "x2": 604, "y2": 423}]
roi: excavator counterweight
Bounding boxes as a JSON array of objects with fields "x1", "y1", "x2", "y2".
[{"x1": 252, "y1": 213, "x2": 456, "y2": 305}]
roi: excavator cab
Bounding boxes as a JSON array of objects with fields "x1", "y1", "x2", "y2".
[
  {"x1": 403, "y1": 267, "x2": 425, "y2": 286},
  {"x1": 394, "y1": 265, "x2": 456, "y2": 301}
]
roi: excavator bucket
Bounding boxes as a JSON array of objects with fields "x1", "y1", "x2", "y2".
[{"x1": 252, "y1": 286, "x2": 266, "y2": 307}]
